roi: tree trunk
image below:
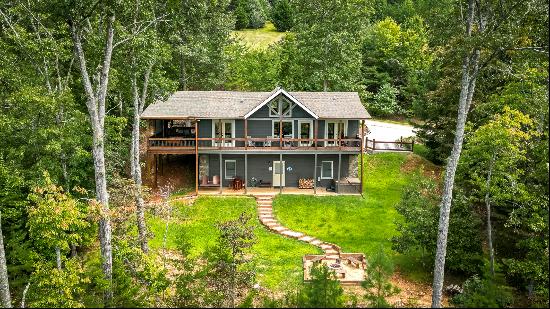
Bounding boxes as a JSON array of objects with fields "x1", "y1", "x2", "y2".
[
  {"x1": 55, "y1": 246, "x2": 62, "y2": 270},
  {"x1": 131, "y1": 75, "x2": 149, "y2": 254},
  {"x1": 431, "y1": 1, "x2": 480, "y2": 306},
  {"x1": 69, "y1": 16, "x2": 114, "y2": 306},
  {"x1": 0, "y1": 211, "x2": 12, "y2": 308},
  {"x1": 485, "y1": 153, "x2": 496, "y2": 276}
]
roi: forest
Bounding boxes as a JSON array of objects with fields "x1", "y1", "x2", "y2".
[{"x1": 0, "y1": 0, "x2": 548, "y2": 308}]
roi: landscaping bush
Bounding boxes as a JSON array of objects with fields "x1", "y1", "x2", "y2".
[
  {"x1": 271, "y1": 0, "x2": 294, "y2": 32},
  {"x1": 451, "y1": 274, "x2": 513, "y2": 308},
  {"x1": 369, "y1": 83, "x2": 401, "y2": 117}
]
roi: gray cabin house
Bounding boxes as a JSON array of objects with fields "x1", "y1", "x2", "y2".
[{"x1": 141, "y1": 87, "x2": 371, "y2": 194}]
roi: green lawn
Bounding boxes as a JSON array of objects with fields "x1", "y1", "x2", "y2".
[
  {"x1": 148, "y1": 152, "x2": 437, "y2": 288},
  {"x1": 148, "y1": 196, "x2": 320, "y2": 289},
  {"x1": 231, "y1": 22, "x2": 287, "y2": 49},
  {"x1": 273, "y1": 152, "x2": 435, "y2": 282}
]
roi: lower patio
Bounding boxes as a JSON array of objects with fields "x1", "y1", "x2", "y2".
[{"x1": 197, "y1": 186, "x2": 360, "y2": 196}]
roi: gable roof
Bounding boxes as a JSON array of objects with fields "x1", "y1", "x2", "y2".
[
  {"x1": 141, "y1": 88, "x2": 371, "y2": 119},
  {"x1": 243, "y1": 87, "x2": 319, "y2": 119}
]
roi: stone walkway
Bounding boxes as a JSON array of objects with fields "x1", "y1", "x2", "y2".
[{"x1": 254, "y1": 194, "x2": 342, "y2": 260}]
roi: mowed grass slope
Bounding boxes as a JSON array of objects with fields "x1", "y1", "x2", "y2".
[
  {"x1": 272, "y1": 153, "x2": 410, "y2": 257},
  {"x1": 231, "y1": 22, "x2": 287, "y2": 49},
  {"x1": 148, "y1": 196, "x2": 319, "y2": 289}
]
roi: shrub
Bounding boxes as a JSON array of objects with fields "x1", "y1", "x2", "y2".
[
  {"x1": 451, "y1": 274, "x2": 513, "y2": 308},
  {"x1": 271, "y1": 0, "x2": 293, "y2": 32},
  {"x1": 369, "y1": 83, "x2": 401, "y2": 117}
]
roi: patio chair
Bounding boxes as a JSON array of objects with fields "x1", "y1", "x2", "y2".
[
  {"x1": 264, "y1": 137, "x2": 272, "y2": 147},
  {"x1": 247, "y1": 136, "x2": 255, "y2": 147}
]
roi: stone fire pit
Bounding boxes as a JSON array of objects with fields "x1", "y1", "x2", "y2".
[{"x1": 303, "y1": 253, "x2": 367, "y2": 285}]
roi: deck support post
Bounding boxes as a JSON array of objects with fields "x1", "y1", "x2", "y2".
[
  {"x1": 244, "y1": 154, "x2": 248, "y2": 194},
  {"x1": 337, "y1": 152, "x2": 341, "y2": 194},
  {"x1": 195, "y1": 120, "x2": 199, "y2": 195},
  {"x1": 219, "y1": 153, "x2": 222, "y2": 194},
  {"x1": 279, "y1": 153, "x2": 283, "y2": 194},
  {"x1": 314, "y1": 119, "x2": 318, "y2": 149},
  {"x1": 244, "y1": 119, "x2": 248, "y2": 150},
  {"x1": 154, "y1": 154, "x2": 158, "y2": 187},
  {"x1": 313, "y1": 153, "x2": 317, "y2": 194},
  {"x1": 360, "y1": 120, "x2": 364, "y2": 196}
]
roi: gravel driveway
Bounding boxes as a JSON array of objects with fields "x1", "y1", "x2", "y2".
[{"x1": 365, "y1": 120, "x2": 416, "y2": 141}]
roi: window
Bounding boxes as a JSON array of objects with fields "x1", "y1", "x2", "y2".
[
  {"x1": 225, "y1": 160, "x2": 236, "y2": 179},
  {"x1": 321, "y1": 161, "x2": 333, "y2": 179},
  {"x1": 325, "y1": 120, "x2": 348, "y2": 146},
  {"x1": 272, "y1": 120, "x2": 294, "y2": 138},
  {"x1": 298, "y1": 120, "x2": 313, "y2": 145},
  {"x1": 212, "y1": 120, "x2": 235, "y2": 147},
  {"x1": 269, "y1": 97, "x2": 293, "y2": 117}
]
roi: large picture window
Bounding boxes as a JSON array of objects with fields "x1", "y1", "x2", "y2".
[
  {"x1": 321, "y1": 161, "x2": 333, "y2": 179},
  {"x1": 225, "y1": 160, "x2": 236, "y2": 179}
]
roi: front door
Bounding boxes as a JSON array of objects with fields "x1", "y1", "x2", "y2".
[
  {"x1": 272, "y1": 161, "x2": 285, "y2": 187},
  {"x1": 326, "y1": 121, "x2": 346, "y2": 146},
  {"x1": 213, "y1": 120, "x2": 234, "y2": 147}
]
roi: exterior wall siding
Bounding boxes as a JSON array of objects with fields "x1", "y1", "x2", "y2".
[{"x1": 204, "y1": 153, "x2": 351, "y2": 189}]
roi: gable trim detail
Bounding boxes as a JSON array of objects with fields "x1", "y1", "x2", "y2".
[{"x1": 244, "y1": 88, "x2": 319, "y2": 119}]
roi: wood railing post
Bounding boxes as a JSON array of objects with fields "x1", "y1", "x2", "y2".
[
  {"x1": 244, "y1": 118, "x2": 248, "y2": 150},
  {"x1": 372, "y1": 139, "x2": 376, "y2": 151},
  {"x1": 412, "y1": 139, "x2": 415, "y2": 152},
  {"x1": 195, "y1": 120, "x2": 199, "y2": 195}
]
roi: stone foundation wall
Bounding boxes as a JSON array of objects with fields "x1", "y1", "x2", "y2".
[
  {"x1": 199, "y1": 155, "x2": 209, "y2": 177},
  {"x1": 348, "y1": 154, "x2": 359, "y2": 178}
]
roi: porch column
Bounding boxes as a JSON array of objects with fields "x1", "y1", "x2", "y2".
[
  {"x1": 360, "y1": 120, "x2": 364, "y2": 196},
  {"x1": 313, "y1": 153, "x2": 317, "y2": 194},
  {"x1": 219, "y1": 153, "x2": 223, "y2": 194},
  {"x1": 195, "y1": 120, "x2": 199, "y2": 195},
  {"x1": 314, "y1": 119, "x2": 318, "y2": 150},
  {"x1": 337, "y1": 152, "x2": 342, "y2": 194},
  {"x1": 279, "y1": 153, "x2": 283, "y2": 194},
  {"x1": 218, "y1": 119, "x2": 222, "y2": 150},
  {"x1": 245, "y1": 154, "x2": 248, "y2": 194},
  {"x1": 244, "y1": 119, "x2": 248, "y2": 150}
]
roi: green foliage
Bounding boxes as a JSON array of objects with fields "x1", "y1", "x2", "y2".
[
  {"x1": 369, "y1": 83, "x2": 401, "y2": 116},
  {"x1": 225, "y1": 42, "x2": 280, "y2": 90},
  {"x1": 362, "y1": 246, "x2": 400, "y2": 308},
  {"x1": 298, "y1": 263, "x2": 345, "y2": 308},
  {"x1": 271, "y1": 0, "x2": 294, "y2": 32},
  {"x1": 235, "y1": 0, "x2": 250, "y2": 30},
  {"x1": 362, "y1": 16, "x2": 433, "y2": 116},
  {"x1": 392, "y1": 174, "x2": 483, "y2": 274},
  {"x1": 202, "y1": 213, "x2": 257, "y2": 307},
  {"x1": 451, "y1": 273, "x2": 513, "y2": 308},
  {"x1": 27, "y1": 172, "x2": 93, "y2": 258},
  {"x1": 26, "y1": 258, "x2": 88, "y2": 308}
]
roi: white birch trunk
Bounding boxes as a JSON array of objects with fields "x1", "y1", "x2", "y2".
[
  {"x1": 431, "y1": 0, "x2": 480, "y2": 306},
  {"x1": 70, "y1": 15, "x2": 114, "y2": 306},
  {"x1": 485, "y1": 153, "x2": 496, "y2": 276},
  {"x1": 0, "y1": 211, "x2": 12, "y2": 308},
  {"x1": 131, "y1": 72, "x2": 149, "y2": 254}
]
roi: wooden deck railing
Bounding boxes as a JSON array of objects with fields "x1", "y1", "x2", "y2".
[
  {"x1": 148, "y1": 137, "x2": 362, "y2": 151},
  {"x1": 364, "y1": 138, "x2": 414, "y2": 152}
]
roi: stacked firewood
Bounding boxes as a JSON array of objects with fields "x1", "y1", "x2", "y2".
[{"x1": 298, "y1": 178, "x2": 314, "y2": 189}]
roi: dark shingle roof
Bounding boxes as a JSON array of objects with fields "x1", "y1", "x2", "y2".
[{"x1": 141, "y1": 90, "x2": 371, "y2": 119}]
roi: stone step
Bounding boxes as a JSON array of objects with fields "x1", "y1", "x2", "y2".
[
  {"x1": 310, "y1": 240, "x2": 323, "y2": 246},
  {"x1": 258, "y1": 211, "x2": 272, "y2": 215},
  {"x1": 298, "y1": 236, "x2": 315, "y2": 242},
  {"x1": 325, "y1": 255, "x2": 340, "y2": 260},
  {"x1": 271, "y1": 226, "x2": 287, "y2": 232},
  {"x1": 324, "y1": 250, "x2": 339, "y2": 255},
  {"x1": 281, "y1": 230, "x2": 304, "y2": 239}
]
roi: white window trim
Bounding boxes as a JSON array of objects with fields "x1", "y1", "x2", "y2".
[
  {"x1": 298, "y1": 119, "x2": 313, "y2": 145},
  {"x1": 244, "y1": 88, "x2": 318, "y2": 119},
  {"x1": 321, "y1": 161, "x2": 333, "y2": 179},
  {"x1": 271, "y1": 120, "x2": 294, "y2": 138},
  {"x1": 224, "y1": 160, "x2": 237, "y2": 180},
  {"x1": 211, "y1": 119, "x2": 236, "y2": 147},
  {"x1": 324, "y1": 120, "x2": 348, "y2": 145}
]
